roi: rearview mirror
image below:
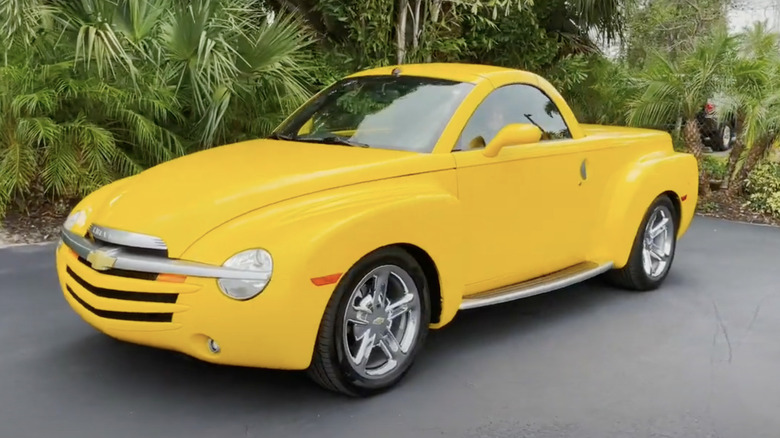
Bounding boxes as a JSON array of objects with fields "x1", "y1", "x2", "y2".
[{"x1": 483, "y1": 123, "x2": 543, "y2": 158}]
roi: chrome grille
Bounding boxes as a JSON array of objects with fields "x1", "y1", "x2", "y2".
[{"x1": 63, "y1": 225, "x2": 179, "y2": 323}]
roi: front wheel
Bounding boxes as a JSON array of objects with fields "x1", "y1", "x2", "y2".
[
  {"x1": 307, "y1": 247, "x2": 431, "y2": 397},
  {"x1": 606, "y1": 196, "x2": 678, "y2": 291}
]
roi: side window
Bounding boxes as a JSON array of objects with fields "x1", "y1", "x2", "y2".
[{"x1": 455, "y1": 84, "x2": 572, "y2": 151}]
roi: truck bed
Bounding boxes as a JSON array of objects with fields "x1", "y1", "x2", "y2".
[{"x1": 579, "y1": 123, "x2": 671, "y2": 140}]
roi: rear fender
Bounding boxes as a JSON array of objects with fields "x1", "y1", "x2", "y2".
[{"x1": 590, "y1": 152, "x2": 698, "y2": 268}]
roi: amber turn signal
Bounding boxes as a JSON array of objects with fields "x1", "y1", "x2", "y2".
[
  {"x1": 311, "y1": 273, "x2": 342, "y2": 286},
  {"x1": 157, "y1": 273, "x2": 187, "y2": 283}
]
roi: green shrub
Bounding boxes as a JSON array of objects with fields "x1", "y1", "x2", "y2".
[
  {"x1": 745, "y1": 161, "x2": 780, "y2": 217},
  {"x1": 702, "y1": 155, "x2": 727, "y2": 180},
  {"x1": 0, "y1": 0, "x2": 314, "y2": 216},
  {"x1": 698, "y1": 199, "x2": 718, "y2": 213}
]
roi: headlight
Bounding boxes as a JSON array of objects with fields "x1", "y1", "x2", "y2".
[
  {"x1": 217, "y1": 249, "x2": 273, "y2": 300},
  {"x1": 63, "y1": 210, "x2": 87, "y2": 231}
]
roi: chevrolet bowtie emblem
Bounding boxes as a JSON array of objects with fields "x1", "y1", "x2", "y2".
[{"x1": 86, "y1": 250, "x2": 117, "y2": 271}]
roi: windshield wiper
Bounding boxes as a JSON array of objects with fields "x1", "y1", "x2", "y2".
[
  {"x1": 267, "y1": 132, "x2": 296, "y2": 141},
  {"x1": 320, "y1": 136, "x2": 370, "y2": 148},
  {"x1": 296, "y1": 135, "x2": 370, "y2": 148}
]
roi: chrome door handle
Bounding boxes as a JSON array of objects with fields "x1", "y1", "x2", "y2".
[{"x1": 580, "y1": 159, "x2": 588, "y2": 180}]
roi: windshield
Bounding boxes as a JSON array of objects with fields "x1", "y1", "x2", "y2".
[{"x1": 273, "y1": 75, "x2": 474, "y2": 152}]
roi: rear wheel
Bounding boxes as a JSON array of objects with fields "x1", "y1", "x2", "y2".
[
  {"x1": 308, "y1": 247, "x2": 430, "y2": 397},
  {"x1": 607, "y1": 196, "x2": 678, "y2": 291},
  {"x1": 713, "y1": 123, "x2": 735, "y2": 151}
]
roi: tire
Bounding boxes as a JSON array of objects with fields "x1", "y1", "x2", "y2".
[
  {"x1": 712, "y1": 123, "x2": 735, "y2": 151},
  {"x1": 606, "y1": 196, "x2": 678, "y2": 291},
  {"x1": 307, "y1": 247, "x2": 431, "y2": 397}
]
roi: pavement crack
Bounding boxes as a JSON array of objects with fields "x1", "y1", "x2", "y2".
[
  {"x1": 711, "y1": 299, "x2": 733, "y2": 364},
  {"x1": 732, "y1": 290, "x2": 778, "y2": 354},
  {"x1": 744, "y1": 298, "x2": 765, "y2": 341},
  {"x1": 745, "y1": 291, "x2": 775, "y2": 336}
]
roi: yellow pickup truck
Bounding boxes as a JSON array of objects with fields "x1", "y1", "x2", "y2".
[{"x1": 56, "y1": 63, "x2": 699, "y2": 397}]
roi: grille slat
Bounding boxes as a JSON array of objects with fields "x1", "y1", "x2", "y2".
[
  {"x1": 76, "y1": 256, "x2": 158, "y2": 281},
  {"x1": 67, "y1": 267, "x2": 178, "y2": 304},
  {"x1": 87, "y1": 230, "x2": 168, "y2": 259},
  {"x1": 66, "y1": 286, "x2": 174, "y2": 323}
]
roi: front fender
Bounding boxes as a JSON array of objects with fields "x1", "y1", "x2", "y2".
[
  {"x1": 64, "y1": 176, "x2": 136, "y2": 237},
  {"x1": 180, "y1": 170, "x2": 463, "y2": 367},
  {"x1": 590, "y1": 151, "x2": 698, "y2": 268}
]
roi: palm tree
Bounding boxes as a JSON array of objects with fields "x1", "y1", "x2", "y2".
[
  {"x1": 626, "y1": 30, "x2": 734, "y2": 196},
  {"x1": 718, "y1": 21, "x2": 780, "y2": 197},
  {"x1": 0, "y1": 61, "x2": 151, "y2": 215},
  {"x1": 269, "y1": 0, "x2": 633, "y2": 65},
  {"x1": 719, "y1": 77, "x2": 780, "y2": 198},
  {"x1": 0, "y1": 0, "x2": 315, "y2": 215},
  {"x1": 57, "y1": 0, "x2": 314, "y2": 147}
]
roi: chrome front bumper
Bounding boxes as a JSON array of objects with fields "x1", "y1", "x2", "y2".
[{"x1": 60, "y1": 227, "x2": 269, "y2": 281}]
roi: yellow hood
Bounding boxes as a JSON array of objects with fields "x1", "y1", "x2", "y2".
[{"x1": 88, "y1": 139, "x2": 454, "y2": 256}]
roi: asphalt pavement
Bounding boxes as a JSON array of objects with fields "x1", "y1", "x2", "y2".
[{"x1": 1, "y1": 216, "x2": 779, "y2": 438}]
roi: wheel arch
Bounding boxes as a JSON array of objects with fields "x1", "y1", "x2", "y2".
[
  {"x1": 286, "y1": 180, "x2": 464, "y2": 329},
  {"x1": 661, "y1": 190, "x2": 682, "y2": 232},
  {"x1": 591, "y1": 152, "x2": 698, "y2": 268},
  {"x1": 395, "y1": 243, "x2": 442, "y2": 325},
  {"x1": 340, "y1": 242, "x2": 444, "y2": 325}
]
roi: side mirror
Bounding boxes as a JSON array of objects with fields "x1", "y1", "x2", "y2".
[{"x1": 483, "y1": 123, "x2": 543, "y2": 158}]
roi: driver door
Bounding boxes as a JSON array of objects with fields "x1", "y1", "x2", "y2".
[{"x1": 453, "y1": 83, "x2": 591, "y2": 294}]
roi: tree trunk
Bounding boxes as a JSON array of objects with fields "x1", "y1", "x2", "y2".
[
  {"x1": 724, "y1": 136, "x2": 744, "y2": 197},
  {"x1": 397, "y1": 0, "x2": 409, "y2": 64},
  {"x1": 269, "y1": 0, "x2": 334, "y2": 41},
  {"x1": 430, "y1": 0, "x2": 442, "y2": 23},
  {"x1": 426, "y1": 0, "x2": 443, "y2": 62},
  {"x1": 683, "y1": 119, "x2": 710, "y2": 196},
  {"x1": 724, "y1": 113, "x2": 745, "y2": 197},
  {"x1": 412, "y1": 0, "x2": 422, "y2": 50}
]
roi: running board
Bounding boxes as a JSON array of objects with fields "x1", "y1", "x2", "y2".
[{"x1": 459, "y1": 261, "x2": 614, "y2": 310}]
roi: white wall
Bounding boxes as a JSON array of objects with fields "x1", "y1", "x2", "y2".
[{"x1": 729, "y1": 0, "x2": 780, "y2": 32}]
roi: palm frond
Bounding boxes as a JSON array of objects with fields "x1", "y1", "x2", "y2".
[
  {"x1": 111, "y1": 147, "x2": 143, "y2": 176},
  {"x1": 55, "y1": 0, "x2": 137, "y2": 78},
  {"x1": 570, "y1": 0, "x2": 628, "y2": 43},
  {"x1": 26, "y1": 117, "x2": 78, "y2": 196},
  {"x1": 0, "y1": 0, "x2": 317, "y2": 215},
  {"x1": 234, "y1": 12, "x2": 312, "y2": 76},
  {"x1": 66, "y1": 115, "x2": 118, "y2": 190},
  {"x1": 737, "y1": 20, "x2": 780, "y2": 60},
  {"x1": 117, "y1": 108, "x2": 183, "y2": 162},
  {"x1": 199, "y1": 85, "x2": 232, "y2": 147},
  {"x1": 0, "y1": 134, "x2": 37, "y2": 201},
  {"x1": 113, "y1": 0, "x2": 169, "y2": 44},
  {"x1": 10, "y1": 89, "x2": 57, "y2": 117},
  {"x1": 0, "y1": 0, "x2": 55, "y2": 55}
]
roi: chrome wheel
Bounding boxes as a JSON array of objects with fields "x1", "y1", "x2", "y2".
[
  {"x1": 342, "y1": 265, "x2": 421, "y2": 379},
  {"x1": 722, "y1": 125, "x2": 732, "y2": 147},
  {"x1": 642, "y1": 206, "x2": 674, "y2": 279}
]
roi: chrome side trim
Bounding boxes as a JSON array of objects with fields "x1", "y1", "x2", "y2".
[
  {"x1": 61, "y1": 227, "x2": 270, "y2": 281},
  {"x1": 459, "y1": 261, "x2": 614, "y2": 310},
  {"x1": 89, "y1": 224, "x2": 168, "y2": 251}
]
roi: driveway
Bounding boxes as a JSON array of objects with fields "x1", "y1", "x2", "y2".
[{"x1": 1, "y1": 216, "x2": 778, "y2": 438}]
